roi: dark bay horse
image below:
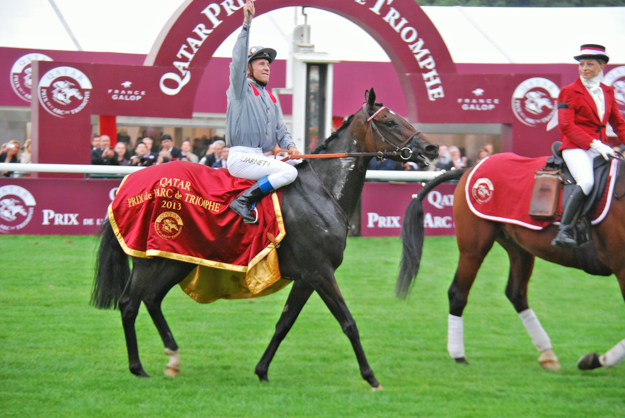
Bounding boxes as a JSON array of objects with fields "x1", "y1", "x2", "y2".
[
  {"x1": 91, "y1": 88, "x2": 439, "y2": 389},
  {"x1": 397, "y1": 158, "x2": 625, "y2": 371}
]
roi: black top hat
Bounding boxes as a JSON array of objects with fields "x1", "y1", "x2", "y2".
[{"x1": 574, "y1": 44, "x2": 609, "y2": 64}]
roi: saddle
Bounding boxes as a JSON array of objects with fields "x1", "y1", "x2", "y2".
[
  {"x1": 531, "y1": 141, "x2": 614, "y2": 276},
  {"x1": 545, "y1": 141, "x2": 611, "y2": 216}
]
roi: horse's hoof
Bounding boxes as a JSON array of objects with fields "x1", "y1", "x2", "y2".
[
  {"x1": 454, "y1": 357, "x2": 469, "y2": 365},
  {"x1": 131, "y1": 369, "x2": 150, "y2": 378},
  {"x1": 256, "y1": 373, "x2": 269, "y2": 382},
  {"x1": 164, "y1": 366, "x2": 180, "y2": 377},
  {"x1": 578, "y1": 353, "x2": 602, "y2": 370},
  {"x1": 539, "y1": 359, "x2": 561, "y2": 371},
  {"x1": 371, "y1": 384, "x2": 384, "y2": 391},
  {"x1": 538, "y1": 349, "x2": 561, "y2": 371}
]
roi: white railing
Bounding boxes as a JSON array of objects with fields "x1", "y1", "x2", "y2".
[
  {"x1": 0, "y1": 163, "x2": 142, "y2": 175},
  {"x1": 0, "y1": 163, "x2": 445, "y2": 181}
]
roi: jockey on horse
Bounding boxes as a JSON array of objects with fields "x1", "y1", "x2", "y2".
[
  {"x1": 553, "y1": 44, "x2": 625, "y2": 249},
  {"x1": 226, "y1": 0, "x2": 302, "y2": 224}
]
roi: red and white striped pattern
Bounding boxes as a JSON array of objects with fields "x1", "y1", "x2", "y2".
[{"x1": 578, "y1": 46, "x2": 609, "y2": 58}]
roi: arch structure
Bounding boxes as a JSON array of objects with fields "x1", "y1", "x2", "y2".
[{"x1": 145, "y1": 0, "x2": 457, "y2": 121}]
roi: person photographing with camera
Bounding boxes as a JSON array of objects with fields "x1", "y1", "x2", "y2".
[
  {"x1": 129, "y1": 142, "x2": 156, "y2": 167},
  {"x1": 0, "y1": 140, "x2": 21, "y2": 177}
]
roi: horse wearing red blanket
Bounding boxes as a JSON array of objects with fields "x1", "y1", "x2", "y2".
[
  {"x1": 91, "y1": 89, "x2": 439, "y2": 388},
  {"x1": 398, "y1": 151, "x2": 625, "y2": 372}
]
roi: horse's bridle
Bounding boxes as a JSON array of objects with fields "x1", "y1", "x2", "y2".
[
  {"x1": 362, "y1": 103, "x2": 419, "y2": 161},
  {"x1": 278, "y1": 104, "x2": 430, "y2": 163}
]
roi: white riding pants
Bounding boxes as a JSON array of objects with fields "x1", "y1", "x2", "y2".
[
  {"x1": 562, "y1": 147, "x2": 601, "y2": 195},
  {"x1": 228, "y1": 146, "x2": 299, "y2": 190}
]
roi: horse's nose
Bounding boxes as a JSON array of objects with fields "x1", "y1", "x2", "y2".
[{"x1": 425, "y1": 144, "x2": 438, "y2": 155}]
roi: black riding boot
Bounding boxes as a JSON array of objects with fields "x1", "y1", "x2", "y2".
[
  {"x1": 551, "y1": 185, "x2": 587, "y2": 249},
  {"x1": 229, "y1": 182, "x2": 269, "y2": 224}
]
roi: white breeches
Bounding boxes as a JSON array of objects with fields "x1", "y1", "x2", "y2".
[
  {"x1": 562, "y1": 147, "x2": 601, "y2": 195},
  {"x1": 228, "y1": 146, "x2": 299, "y2": 190}
]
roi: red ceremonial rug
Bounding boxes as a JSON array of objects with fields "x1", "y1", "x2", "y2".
[
  {"x1": 109, "y1": 161, "x2": 290, "y2": 303},
  {"x1": 466, "y1": 153, "x2": 617, "y2": 230}
]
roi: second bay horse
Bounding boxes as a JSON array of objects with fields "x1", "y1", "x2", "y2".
[{"x1": 397, "y1": 157, "x2": 625, "y2": 371}]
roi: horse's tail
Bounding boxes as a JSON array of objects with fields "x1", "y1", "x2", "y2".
[
  {"x1": 91, "y1": 218, "x2": 130, "y2": 310},
  {"x1": 396, "y1": 168, "x2": 468, "y2": 299}
]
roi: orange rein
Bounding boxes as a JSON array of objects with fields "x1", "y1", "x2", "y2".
[
  {"x1": 274, "y1": 150, "x2": 350, "y2": 162},
  {"x1": 273, "y1": 149, "x2": 412, "y2": 162}
]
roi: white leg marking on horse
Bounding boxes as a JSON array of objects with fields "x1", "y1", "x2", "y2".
[
  {"x1": 519, "y1": 309, "x2": 552, "y2": 352},
  {"x1": 600, "y1": 339, "x2": 625, "y2": 369},
  {"x1": 448, "y1": 314, "x2": 465, "y2": 359},
  {"x1": 519, "y1": 309, "x2": 559, "y2": 370},
  {"x1": 164, "y1": 348, "x2": 180, "y2": 377}
]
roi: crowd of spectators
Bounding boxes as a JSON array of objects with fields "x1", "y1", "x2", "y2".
[
  {"x1": 86, "y1": 130, "x2": 497, "y2": 176},
  {"x1": 3, "y1": 133, "x2": 496, "y2": 178},
  {"x1": 89, "y1": 132, "x2": 232, "y2": 171}
]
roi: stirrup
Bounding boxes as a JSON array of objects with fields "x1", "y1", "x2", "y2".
[{"x1": 551, "y1": 226, "x2": 576, "y2": 249}]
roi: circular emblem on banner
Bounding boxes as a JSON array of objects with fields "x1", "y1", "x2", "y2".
[
  {"x1": 472, "y1": 178, "x2": 494, "y2": 204},
  {"x1": 10, "y1": 53, "x2": 53, "y2": 102},
  {"x1": 511, "y1": 77, "x2": 559, "y2": 127},
  {"x1": 0, "y1": 185, "x2": 37, "y2": 233},
  {"x1": 604, "y1": 66, "x2": 625, "y2": 113},
  {"x1": 154, "y1": 211, "x2": 183, "y2": 240},
  {"x1": 38, "y1": 66, "x2": 92, "y2": 118}
]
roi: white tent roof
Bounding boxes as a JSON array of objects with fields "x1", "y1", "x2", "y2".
[{"x1": 2, "y1": 1, "x2": 625, "y2": 64}]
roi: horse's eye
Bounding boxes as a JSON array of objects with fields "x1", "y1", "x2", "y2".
[{"x1": 385, "y1": 120, "x2": 396, "y2": 127}]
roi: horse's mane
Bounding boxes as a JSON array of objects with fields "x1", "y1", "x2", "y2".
[
  {"x1": 311, "y1": 114, "x2": 355, "y2": 154},
  {"x1": 311, "y1": 102, "x2": 384, "y2": 154}
]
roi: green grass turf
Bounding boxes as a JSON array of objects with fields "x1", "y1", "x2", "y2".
[{"x1": 1, "y1": 235, "x2": 624, "y2": 417}]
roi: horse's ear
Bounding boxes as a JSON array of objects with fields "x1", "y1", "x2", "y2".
[{"x1": 366, "y1": 88, "x2": 376, "y2": 112}]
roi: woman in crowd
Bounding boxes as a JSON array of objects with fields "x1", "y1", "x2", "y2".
[
  {"x1": 20, "y1": 139, "x2": 31, "y2": 164},
  {"x1": 474, "y1": 147, "x2": 489, "y2": 165}
]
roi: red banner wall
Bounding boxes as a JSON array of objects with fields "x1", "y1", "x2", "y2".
[
  {"x1": 0, "y1": 178, "x2": 121, "y2": 235},
  {"x1": 361, "y1": 182, "x2": 456, "y2": 237}
]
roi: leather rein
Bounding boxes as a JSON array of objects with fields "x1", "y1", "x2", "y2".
[{"x1": 278, "y1": 103, "x2": 418, "y2": 162}]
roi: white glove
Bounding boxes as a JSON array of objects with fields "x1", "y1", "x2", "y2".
[{"x1": 590, "y1": 139, "x2": 615, "y2": 160}]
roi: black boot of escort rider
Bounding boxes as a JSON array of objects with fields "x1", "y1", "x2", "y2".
[
  {"x1": 551, "y1": 185, "x2": 586, "y2": 249},
  {"x1": 229, "y1": 182, "x2": 268, "y2": 224}
]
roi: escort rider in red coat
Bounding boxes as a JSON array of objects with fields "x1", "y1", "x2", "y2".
[{"x1": 553, "y1": 44, "x2": 625, "y2": 249}]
